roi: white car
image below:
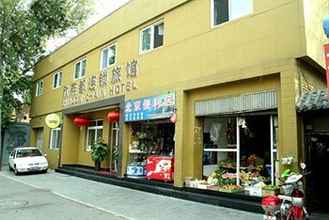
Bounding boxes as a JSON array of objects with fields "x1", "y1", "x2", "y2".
[{"x1": 8, "y1": 147, "x2": 48, "y2": 175}]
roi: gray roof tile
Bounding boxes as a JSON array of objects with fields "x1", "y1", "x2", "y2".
[{"x1": 296, "y1": 90, "x2": 329, "y2": 112}]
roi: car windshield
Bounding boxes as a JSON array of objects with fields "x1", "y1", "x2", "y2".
[{"x1": 16, "y1": 149, "x2": 42, "y2": 158}]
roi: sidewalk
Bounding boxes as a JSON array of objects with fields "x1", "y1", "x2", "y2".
[{"x1": 0, "y1": 169, "x2": 262, "y2": 220}]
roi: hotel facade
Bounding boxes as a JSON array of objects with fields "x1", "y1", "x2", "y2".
[{"x1": 31, "y1": 0, "x2": 328, "y2": 197}]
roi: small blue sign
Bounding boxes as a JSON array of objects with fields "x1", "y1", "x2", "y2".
[
  {"x1": 324, "y1": 16, "x2": 329, "y2": 38},
  {"x1": 124, "y1": 93, "x2": 176, "y2": 122}
]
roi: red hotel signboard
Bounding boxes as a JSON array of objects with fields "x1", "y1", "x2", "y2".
[{"x1": 325, "y1": 44, "x2": 329, "y2": 95}]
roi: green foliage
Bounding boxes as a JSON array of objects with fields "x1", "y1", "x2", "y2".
[
  {"x1": 90, "y1": 142, "x2": 108, "y2": 162},
  {"x1": 0, "y1": 0, "x2": 92, "y2": 127}
]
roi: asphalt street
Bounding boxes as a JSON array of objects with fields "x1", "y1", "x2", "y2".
[{"x1": 0, "y1": 168, "x2": 263, "y2": 220}]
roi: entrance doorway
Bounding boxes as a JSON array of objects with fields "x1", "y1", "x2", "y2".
[
  {"x1": 36, "y1": 128, "x2": 44, "y2": 149},
  {"x1": 305, "y1": 133, "x2": 329, "y2": 213},
  {"x1": 109, "y1": 122, "x2": 119, "y2": 176}
]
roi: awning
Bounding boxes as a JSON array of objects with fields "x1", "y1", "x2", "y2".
[
  {"x1": 195, "y1": 90, "x2": 277, "y2": 116},
  {"x1": 296, "y1": 90, "x2": 329, "y2": 112}
]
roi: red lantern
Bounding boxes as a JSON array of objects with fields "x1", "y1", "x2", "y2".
[
  {"x1": 107, "y1": 111, "x2": 120, "y2": 122},
  {"x1": 73, "y1": 117, "x2": 90, "y2": 127}
]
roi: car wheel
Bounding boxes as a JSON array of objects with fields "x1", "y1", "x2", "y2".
[
  {"x1": 8, "y1": 165, "x2": 13, "y2": 171},
  {"x1": 42, "y1": 169, "x2": 48, "y2": 174},
  {"x1": 14, "y1": 166, "x2": 20, "y2": 176}
]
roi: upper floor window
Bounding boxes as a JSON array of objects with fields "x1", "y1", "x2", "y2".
[
  {"x1": 50, "y1": 127, "x2": 61, "y2": 150},
  {"x1": 35, "y1": 80, "x2": 44, "y2": 96},
  {"x1": 140, "y1": 22, "x2": 164, "y2": 53},
  {"x1": 212, "y1": 0, "x2": 253, "y2": 27},
  {"x1": 74, "y1": 59, "x2": 86, "y2": 80},
  {"x1": 101, "y1": 44, "x2": 116, "y2": 70},
  {"x1": 52, "y1": 71, "x2": 62, "y2": 89}
]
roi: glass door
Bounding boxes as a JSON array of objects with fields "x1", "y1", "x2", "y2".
[
  {"x1": 270, "y1": 115, "x2": 278, "y2": 184},
  {"x1": 109, "y1": 122, "x2": 119, "y2": 175},
  {"x1": 203, "y1": 117, "x2": 239, "y2": 185}
]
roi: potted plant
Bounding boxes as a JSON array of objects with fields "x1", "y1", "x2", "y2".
[{"x1": 90, "y1": 142, "x2": 108, "y2": 171}]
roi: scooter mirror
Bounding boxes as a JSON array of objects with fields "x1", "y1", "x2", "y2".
[{"x1": 300, "y1": 162, "x2": 306, "y2": 170}]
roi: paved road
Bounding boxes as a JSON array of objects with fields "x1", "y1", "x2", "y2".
[{"x1": 0, "y1": 168, "x2": 262, "y2": 220}]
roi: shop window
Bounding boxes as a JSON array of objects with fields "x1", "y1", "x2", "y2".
[
  {"x1": 74, "y1": 59, "x2": 86, "y2": 80},
  {"x1": 35, "y1": 80, "x2": 44, "y2": 96},
  {"x1": 194, "y1": 115, "x2": 278, "y2": 196},
  {"x1": 101, "y1": 44, "x2": 116, "y2": 70},
  {"x1": 50, "y1": 127, "x2": 61, "y2": 150},
  {"x1": 52, "y1": 71, "x2": 62, "y2": 89},
  {"x1": 211, "y1": 0, "x2": 253, "y2": 27},
  {"x1": 140, "y1": 22, "x2": 164, "y2": 53},
  {"x1": 127, "y1": 121, "x2": 175, "y2": 181},
  {"x1": 86, "y1": 120, "x2": 103, "y2": 151}
]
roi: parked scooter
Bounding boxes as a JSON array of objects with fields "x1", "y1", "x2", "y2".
[{"x1": 262, "y1": 163, "x2": 310, "y2": 220}]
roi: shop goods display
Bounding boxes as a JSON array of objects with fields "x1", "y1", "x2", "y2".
[
  {"x1": 127, "y1": 162, "x2": 146, "y2": 177},
  {"x1": 186, "y1": 153, "x2": 272, "y2": 196},
  {"x1": 145, "y1": 155, "x2": 174, "y2": 182},
  {"x1": 218, "y1": 184, "x2": 243, "y2": 193}
]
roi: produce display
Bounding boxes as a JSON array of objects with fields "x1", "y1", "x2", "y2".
[
  {"x1": 188, "y1": 154, "x2": 271, "y2": 196},
  {"x1": 218, "y1": 184, "x2": 243, "y2": 193}
]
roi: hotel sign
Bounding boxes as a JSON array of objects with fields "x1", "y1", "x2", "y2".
[
  {"x1": 63, "y1": 59, "x2": 138, "y2": 108},
  {"x1": 124, "y1": 93, "x2": 176, "y2": 122}
]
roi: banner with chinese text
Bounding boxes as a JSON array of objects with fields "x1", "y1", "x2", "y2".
[{"x1": 124, "y1": 93, "x2": 176, "y2": 122}]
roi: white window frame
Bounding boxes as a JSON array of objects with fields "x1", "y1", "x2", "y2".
[
  {"x1": 139, "y1": 21, "x2": 164, "y2": 54},
  {"x1": 210, "y1": 0, "x2": 253, "y2": 28},
  {"x1": 35, "y1": 80, "x2": 44, "y2": 96},
  {"x1": 52, "y1": 71, "x2": 62, "y2": 89},
  {"x1": 50, "y1": 127, "x2": 61, "y2": 150},
  {"x1": 203, "y1": 115, "x2": 277, "y2": 186},
  {"x1": 86, "y1": 120, "x2": 103, "y2": 152},
  {"x1": 100, "y1": 43, "x2": 117, "y2": 70},
  {"x1": 74, "y1": 59, "x2": 86, "y2": 80}
]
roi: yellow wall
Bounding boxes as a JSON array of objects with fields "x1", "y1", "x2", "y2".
[
  {"x1": 30, "y1": 114, "x2": 61, "y2": 169},
  {"x1": 302, "y1": 0, "x2": 329, "y2": 67},
  {"x1": 297, "y1": 61, "x2": 326, "y2": 96},
  {"x1": 61, "y1": 115, "x2": 80, "y2": 165},
  {"x1": 30, "y1": 0, "x2": 327, "y2": 182},
  {"x1": 31, "y1": 0, "x2": 324, "y2": 118}
]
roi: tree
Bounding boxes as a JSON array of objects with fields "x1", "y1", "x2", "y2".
[
  {"x1": 0, "y1": 0, "x2": 92, "y2": 169},
  {"x1": 0, "y1": 0, "x2": 92, "y2": 126}
]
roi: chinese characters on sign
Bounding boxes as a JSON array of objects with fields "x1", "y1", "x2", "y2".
[
  {"x1": 124, "y1": 93, "x2": 176, "y2": 122},
  {"x1": 63, "y1": 59, "x2": 139, "y2": 107}
]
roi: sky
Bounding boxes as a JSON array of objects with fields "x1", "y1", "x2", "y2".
[{"x1": 46, "y1": 0, "x2": 130, "y2": 53}]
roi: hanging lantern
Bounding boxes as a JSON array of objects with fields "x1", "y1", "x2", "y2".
[
  {"x1": 107, "y1": 111, "x2": 120, "y2": 122},
  {"x1": 73, "y1": 117, "x2": 90, "y2": 127},
  {"x1": 170, "y1": 113, "x2": 177, "y2": 123}
]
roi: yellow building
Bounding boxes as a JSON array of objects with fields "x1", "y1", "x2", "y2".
[{"x1": 31, "y1": 0, "x2": 328, "y2": 196}]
